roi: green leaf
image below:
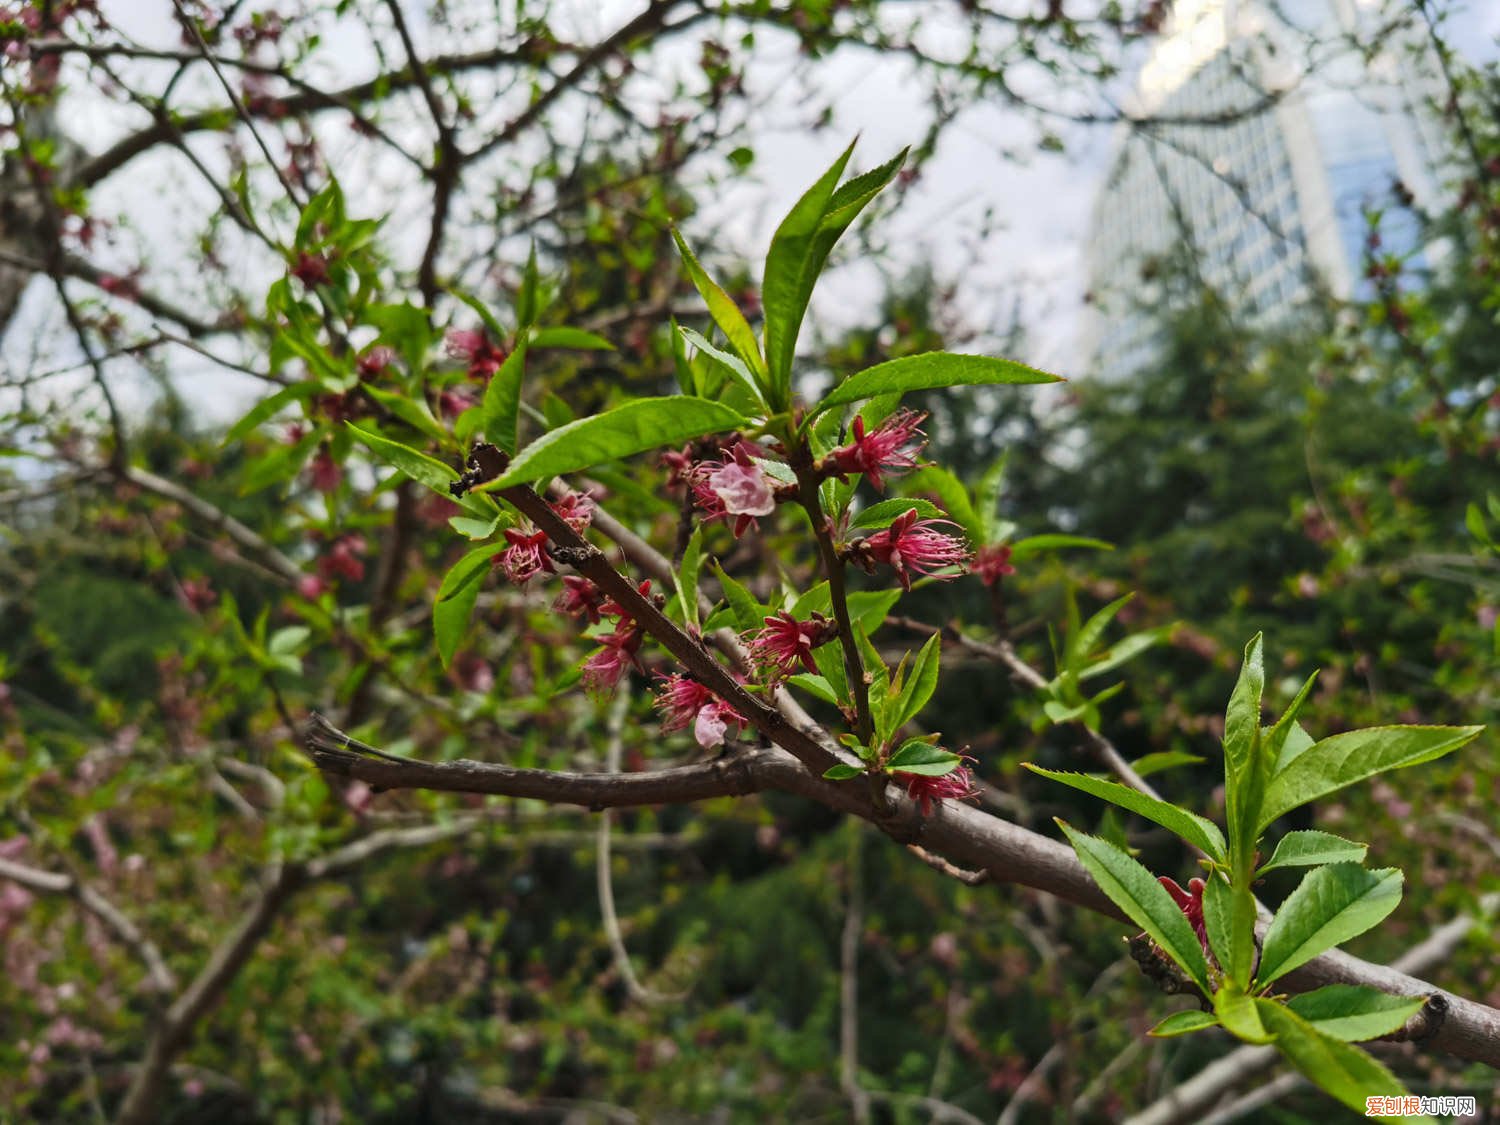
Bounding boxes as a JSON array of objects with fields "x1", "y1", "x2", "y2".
[
  {"x1": 1215, "y1": 985, "x2": 1275, "y2": 1044},
  {"x1": 1254, "y1": 1001, "x2": 1427, "y2": 1121},
  {"x1": 529, "y1": 326, "x2": 614, "y2": 351},
  {"x1": 1258, "y1": 725, "x2": 1484, "y2": 832},
  {"x1": 788, "y1": 673, "x2": 838, "y2": 705},
  {"x1": 973, "y1": 453, "x2": 1007, "y2": 543},
  {"x1": 884, "y1": 740, "x2": 961, "y2": 776},
  {"x1": 1067, "y1": 593, "x2": 1133, "y2": 674},
  {"x1": 713, "y1": 563, "x2": 769, "y2": 634},
  {"x1": 1223, "y1": 633, "x2": 1265, "y2": 787},
  {"x1": 434, "y1": 579, "x2": 482, "y2": 671},
  {"x1": 1129, "y1": 750, "x2": 1205, "y2": 778},
  {"x1": 1286, "y1": 985, "x2": 1425, "y2": 1043},
  {"x1": 822, "y1": 763, "x2": 865, "y2": 780},
  {"x1": 433, "y1": 544, "x2": 505, "y2": 669},
  {"x1": 1256, "y1": 864, "x2": 1403, "y2": 986},
  {"x1": 450, "y1": 289, "x2": 507, "y2": 343},
  {"x1": 814, "y1": 352, "x2": 1061, "y2": 415},
  {"x1": 1465, "y1": 501, "x2": 1493, "y2": 545},
  {"x1": 347, "y1": 422, "x2": 455, "y2": 495},
  {"x1": 487, "y1": 397, "x2": 748, "y2": 488},
  {"x1": 518, "y1": 242, "x2": 541, "y2": 328},
  {"x1": 448, "y1": 515, "x2": 501, "y2": 540},
  {"x1": 847, "y1": 589, "x2": 902, "y2": 634},
  {"x1": 888, "y1": 633, "x2": 940, "y2": 733},
  {"x1": 903, "y1": 466, "x2": 981, "y2": 544},
  {"x1": 1024, "y1": 765, "x2": 1227, "y2": 862},
  {"x1": 479, "y1": 341, "x2": 528, "y2": 456},
  {"x1": 1008, "y1": 534, "x2": 1114, "y2": 559},
  {"x1": 1258, "y1": 831, "x2": 1369, "y2": 875},
  {"x1": 224, "y1": 383, "x2": 313, "y2": 445},
  {"x1": 850, "y1": 497, "x2": 945, "y2": 530},
  {"x1": 362, "y1": 384, "x2": 448, "y2": 444},
  {"x1": 1057, "y1": 823, "x2": 1212, "y2": 995},
  {"x1": 671, "y1": 227, "x2": 765, "y2": 381},
  {"x1": 1148, "y1": 1010, "x2": 1220, "y2": 1038},
  {"x1": 1201, "y1": 874, "x2": 1237, "y2": 980},
  {"x1": 268, "y1": 625, "x2": 310, "y2": 657},
  {"x1": 674, "y1": 523, "x2": 705, "y2": 631},
  {"x1": 677, "y1": 324, "x2": 766, "y2": 407},
  {"x1": 812, "y1": 639, "x2": 849, "y2": 704},
  {"x1": 762, "y1": 144, "x2": 905, "y2": 407}
]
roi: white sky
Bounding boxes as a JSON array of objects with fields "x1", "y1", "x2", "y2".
[{"x1": 6, "y1": 0, "x2": 1497, "y2": 428}]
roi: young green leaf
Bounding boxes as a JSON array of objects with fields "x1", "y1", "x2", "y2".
[
  {"x1": 224, "y1": 382, "x2": 314, "y2": 446},
  {"x1": 450, "y1": 289, "x2": 508, "y2": 343},
  {"x1": 714, "y1": 563, "x2": 770, "y2": 634},
  {"x1": 903, "y1": 466, "x2": 981, "y2": 544},
  {"x1": 849, "y1": 497, "x2": 945, "y2": 531},
  {"x1": 1067, "y1": 593, "x2": 1133, "y2": 674},
  {"x1": 814, "y1": 352, "x2": 1061, "y2": 414},
  {"x1": 1258, "y1": 725, "x2": 1484, "y2": 832},
  {"x1": 479, "y1": 341, "x2": 528, "y2": 455},
  {"x1": 1007, "y1": 534, "x2": 1114, "y2": 559},
  {"x1": 671, "y1": 227, "x2": 765, "y2": 382},
  {"x1": 347, "y1": 422, "x2": 458, "y2": 496},
  {"x1": 1256, "y1": 864, "x2": 1403, "y2": 986},
  {"x1": 528, "y1": 326, "x2": 613, "y2": 350},
  {"x1": 1200, "y1": 874, "x2": 1238, "y2": 981},
  {"x1": 823, "y1": 763, "x2": 865, "y2": 781},
  {"x1": 677, "y1": 324, "x2": 766, "y2": 407},
  {"x1": 1223, "y1": 633, "x2": 1265, "y2": 787},
  {"x1": 1025, "y1": 765, "x2": 1227, "y2": 862},
  {"x1": 1056, "y1": 822, "x2": 1213, "y2": 995},
  {"x1": 1214, "y1": 985, "x2": 1275, "y2": 1044},
  {"x1": 1254, "y1": 1001, "x2": 1428, "y2": 1121},
  {"x1": 433, "y1": 543, "x2": 505, "y2": 669},
  {"x1": 762, "y1": 144, "x2": 905, "y2": 407},
  {"x1": 1257, "y1": 831, "x2": 1369, "y2": 875},
  {"x1": 887, "y1": 632, "x2": 940, "y2": 733},
  {"x1": 448, "y1": 514, "x2": 501, "y2": 540},
  {"x1": 486, "y1": 397, "x2": 748, "y2": 488},
  {"x1": 675, "y1": 523, "x2": 706, "y2": 631},
  {"x1": 884, "y1": 740, "x2": 961, "y2": 776},
  {"x1": 1285, "y1": 985, "x2": 1425, "y2": 1043},
  {"x1": 1148, "y1": 1010, "x2": 1220, "y2": 1037},
  {"x1": 788, "y1": 673, "x2": 839, "y2": 705}
]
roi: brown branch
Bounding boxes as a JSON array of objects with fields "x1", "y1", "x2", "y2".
[
  {"x1": 113, "y1": 861, "x2": 304, "y2": 1125},
  {"x1": 303, "y1": 711, "x2": 1500, "y2": 1071},
  {"x1": 0, "y1": 856, "x2": 176, "y2": 994}
]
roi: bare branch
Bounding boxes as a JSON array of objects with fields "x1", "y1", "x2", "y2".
[{"x1": 0, "y1": 856, "x2": 176, "y2": 994}]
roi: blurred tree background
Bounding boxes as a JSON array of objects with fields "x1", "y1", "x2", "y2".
[{"x1": 0, "y1": 1, "x2": 1496, "y2": 1122}]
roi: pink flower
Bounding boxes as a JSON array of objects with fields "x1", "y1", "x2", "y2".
[
  {"x1": 660, "y1": 445, "x2": 694, "y2": 487},
  {"x1": 357, "y1": 345, "x2": 395, "y2": 379},
  {"x1": 496, "y1": 525, "x2": 551, "y2": 586},
  {"x1": 827, "y1": 409, "x2": 927, "y2": 491},
  {"x1": 555, "y1": 576, "x2": 607, "y2": 624},
  {"x1": 746, "y1": 611, "x2": 836, "y2": 679},
  {"x1": 177, "y1": 577, "x2": 217, "y2": 613},
  {"x1": 1159, "y1": 876, "x2": 1214, "y2": 961},
  {"x1": 437, "y1": 385, "x2": 478, "y2": 420},
  {"x1": 598, "y1": 579, "x2": 652, "y2": 622},
  {"x1": 317, "y1": 533, "x2": 366, "y2": 583},
  {"x1": 857, "y1": 508, "x2": 969, "y2": 591},
  {"x1": 290, "y1": 251, "x2": 330, "y2": 287},
  {"x1": 582, "y1": 625, "x2": 644, "y2": 695},
  {"x1": 549, "y1": 489, "x2": 594, "y2": 532},
  {"x1": 297, "y1": 574, "x2": 329, "y2": 600},
  {"x1": 973, "y1": 543, "x2": 1016, "y2": 586},
  {"x1": 691, "y1": 443, "x2": 777, "y2": 537},
  {"x1": 654, "y1": 674, "x2": 747, "y2": 748},
  {"x1": 445, "y1": 327, "x2": 507, "y2": 380},
  {"x1": 694, "y1": 706, "x2": 729, "y2": 749},
  {"x1": 895, "y1": 760, "x2": 979, "y2": 817},
  {"x1": 308, "y1": 446, "x2": 342, "y2": 493}
]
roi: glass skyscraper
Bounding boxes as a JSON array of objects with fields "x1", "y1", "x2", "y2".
[{"x1": 1082, "y1": 0, "x2": 1451, "y2": 378}]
